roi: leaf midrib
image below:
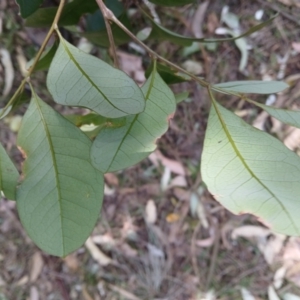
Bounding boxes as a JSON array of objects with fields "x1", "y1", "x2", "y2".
[
  {"x1": 60, "y1": 37, "x2": 128, "y2": 115},
  {"x1": 211, "y1": 99, "x2": 299, "y2": 234},
  {"x1": 33, "y1": 94, "x2": 65, "y2": 255},
  {"x1": 104, "y1": 70, "x2": 157, "y2": 172}
]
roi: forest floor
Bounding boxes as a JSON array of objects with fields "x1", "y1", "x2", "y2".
[{"x1": 1, "y1": 0, "x2": 300, "y2": 299}]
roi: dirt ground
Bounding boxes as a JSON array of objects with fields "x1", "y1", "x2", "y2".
[{"x1": 1, "y1": 0, "x2": 300, "y2": 299}]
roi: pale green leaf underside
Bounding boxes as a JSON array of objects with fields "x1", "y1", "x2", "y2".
[
  {"x1": 201, "y1": 102, "x2": 300, "y2": 236},
  {"x1": 0, "y1": 143, "x2": 19, "y2": 200},
  {"x1": 213, "y1": 80, "x2": 289, "y2": 94},
  {"x1": 17, "y1": 94, "x2": 104, "y2": 257},
  {"x1": 47, "y1": 37, "x2": 145, "y2": 118},
  {"x1": 248, "y1": 99, "x2": 300, "y2": 129},
  {"x1": 91, "y1": 71, "x2": 176, "y2": 173}
]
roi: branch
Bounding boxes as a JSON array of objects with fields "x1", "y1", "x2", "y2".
[{"x1": 95, "y1": 0, "x2": 119, "y2": 68}]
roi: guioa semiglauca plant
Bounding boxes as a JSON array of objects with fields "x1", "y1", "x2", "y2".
[{"x1": 2, "y1": 0, "x2": 299, "y2": 256}]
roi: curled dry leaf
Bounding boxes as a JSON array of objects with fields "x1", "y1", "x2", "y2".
[
  {"x1": 0, "y1": 48, "x2": 14, "y2": 97},
  {"x1": 85, "y1": 237, "x2": 112, "y2": 266},
  {"x1": 30, "y1": 252, "x2": 44, "y2": 283},
  {"x1": 145, "y1": 199, "x2": 157, "y2": 224}
]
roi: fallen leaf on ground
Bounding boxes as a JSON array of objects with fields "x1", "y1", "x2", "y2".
[
  {"x1": 0, "y1": 48, "x2": 14, "y2": 97},
  {"x1": 166, "y1": 213, "x2": 180, "y2": 223},
  {"x1": 85, "y1": 237, "x2": 112, "y2": 266},
  {"x1": 30, "y1": 252, "x2": 44, "y2": 283},
  {"x1": 145, "y1": 199, "x2": 157, "y2": 224}
]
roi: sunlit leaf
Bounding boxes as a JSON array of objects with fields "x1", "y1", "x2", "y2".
[
  {"x1": 145, "y1": 11, "x2": 278, "y2": 46},
  {"x1": 17, "y1": 91, "x2": 104, "y2": 257},
  {"x1": 47, "y1": 34, "x2": 145, "y2": 118},
  {"x1": 0, "y1": 143, "x2": 19, "y2": 200},
  {"x1": 213, "y1": 80, "x2": 289, "y2": 94},
  {"x1": 91, "y1": 69, "x2": 176, "y2": 173},
  {"x1": 246, "y1": 98, "x2": 300, "y2": 129},
  {"x1": 201, "y1": 99, "x2": 300, "y2": 236},
  {"x1": 149, "y1": 0, "x2": 196, "y2": 6},
  {"x1": 15, "y1": 0, "x2": 43, "y2": 18}
]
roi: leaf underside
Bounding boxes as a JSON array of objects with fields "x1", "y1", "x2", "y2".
[
  {"x1": 0, "y1": 143, "x2": 19, "y2": 200},
  {"x1": 47, "y1": 36, "x2": 145, "y2": 118},
  {"x1": 201, "y1": 101, "x2": 300, "y2": 236},
  {"x1": 91, "y1": 70, "x2": 176, "y2": 173},
  {"x1": 17, "y1": 93, "x2": 104, "y2": 257}
]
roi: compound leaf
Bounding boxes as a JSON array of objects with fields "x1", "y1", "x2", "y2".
[
  {"x1": 213, "y1": 80, "x2": 289, "y2": 94},
  {"x1": 47, "y1": 35, "x2": 145, "y2": 118},
  {"x1": 0, "y1": 143, "x2": 19, "y2": 200},
  {"x1": 15, "y1": 0, "x2": 43, "y2": 18},
  {"x1": 91, "y1": 69, "x2": 176, "y2": 173},
  {"x1": 201, "y1": 100, "x2": 300, "y2": 236},
  {"x1": 17, "y1": 91, "x2": 104, "y2": 257}
]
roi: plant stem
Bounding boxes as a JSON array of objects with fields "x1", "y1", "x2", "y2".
[
  {"x1": 0, "y1": 0, "x2": 66, "y2": 118},
  {"x1": 97, "y1": 1, "x2": 209, "y2": 87},
  {"x1": 95, "y1": 0, "x2": 119, "y2": 68}
]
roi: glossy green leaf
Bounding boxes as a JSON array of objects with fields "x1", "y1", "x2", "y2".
[
  {"x1": 213, "y1": 80, "x2": 289, "y2": 94},
  {"x1": 25, "y1": 0, "x2": 98, "y2": 27},
  {"x1": 201, "y1": 100, "x2": 300, "y2": 236},
  {"x1": 17, "y1": 92, "x2": 104, "y2": 257},
  {"x1": 47, "y1": 35, "x2": 145, "y2": 118},
  {"x1": 145, "y1": 11, "x2": 277, "y2": 46},
  {"x1": 145, "y1": 61, "x2": 190, "y2": 84},
  {"x1": 0, "y1": 143, "x2": 19, "y2": 200},
  {"x1": 15, "y1": 0, "x2": 43, "y2": 18},
  {"x1": 149, "y1": 0, "x2": 195, "y2": 6},
  {"x1": 82, "y1": 14, "x2": 132, "y2": 48},
  {"x1": 91, "y1": 69, "x2": 176, "y2": 173}
]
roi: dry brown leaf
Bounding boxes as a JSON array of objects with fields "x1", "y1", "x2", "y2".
[
  {"x1": 0, "y1": 48, "x2": 14, "y2": 97},
  {"x1": 166, "y1": 213, "x2": 180, "y2": 223},
  {"x1": 284, "y1": 127, "x2": 300, "y2": 150},
  {"x1": 30, "y1": 252, "x2": 44, "y2": 283},
  {"x1": 104, "y1": 173, "x2": 119, "y2": 186},
  {"x1": 64, "y1": 253, "x2": 79, "y2": 272},
  {"x1": 92, "y1": 234, "x2": 116, "y2": 250},
  {"x1": 30, "y1": 286, "x2": 39, "y2": 300},
  {"x1": 207, "y1": 12, "x2": 219, "y2": 34},
  {"x1": 117, "y1": 51, "x2": 145, "y2": 84},
  {"x1": 278, "y1": 0, "x2": 300, "y2": 7},
  {"x1": 292, "y1": 42, "x2": 300, "y2": 53},
  {"x1": 191, "y1": 1, "x2": 209, "y2": 38},
  {"x1": 82, "y1": 285, "x2": 94, "y2": 300},
  {"x1": 145, "y1": 199, "x2": 157, "y2": 224},
  {"x1": 149, "y1": 150, "x2": 186, "y2": 176},
  {"x1": 85, "y1": 237, "x2": 112, "y2": 266},
  {"x1": 168, "y1": 176, "x2": 187, "y2": 189},
  {"x1": 16, "y1": 275, "x2": 29, "y2": 286}
]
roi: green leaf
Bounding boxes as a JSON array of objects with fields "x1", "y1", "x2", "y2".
[
  {"x1": 82, "y1": 14, "x2": 132, "y2": 48},
  {"x1": 0, "y1": 143, "x2": 19, "y2": 200},
  {"x1": 27, "y1": 42, "x2": 58, "y2": 72},
  {"x1": 25, "y1": 0, "x2": 98, "y2": 27},
  {"x1": 47, "y1": 35, "x2": 145, "y2": 118},
  {"x1": 17, "y1": 91, "x2": 104, "y2": 257},
  {"x1": 201, "y1": 100, "x2": 300, "y2": 236},
  {"x1": 149, "y1": 0, "x2": 196, "y2": 6},
  {"x1": 86, "y1": 0, "x2": 124, "y2": 31},
  {"x1": 246, "y1": 98, "x2": 300, "y2": 129},
  {"x1": 145, "y1": 11, "x2": 278, "y2": 46},
  {"x1": 145, "y1": 61, "x2": 191, "y2": 84},
  {"x1": 175, "y1": 91, "x2": 189, "y2": 104},
  {"x1": 213, "y1": 80, "x2": 289, "y2": 94},
  {"x1": 15, "y1": 0, "x2": 43, "y2": 18},
  {"x1": 91, "y1": 69, "x2": 176, "y2": 173}
]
